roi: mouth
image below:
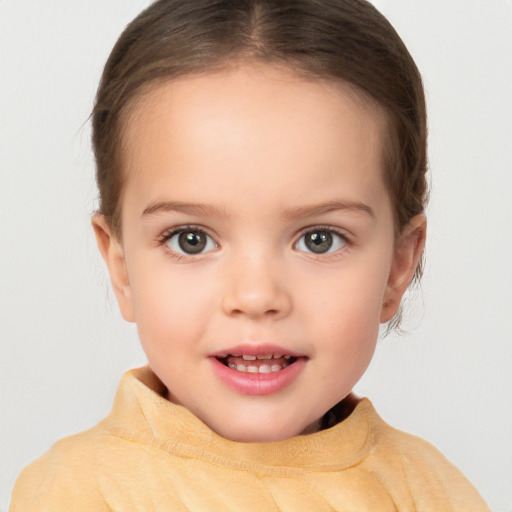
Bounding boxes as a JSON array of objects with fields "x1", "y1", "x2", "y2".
[
  {"x1": 214, "y1": 353, "x2": 297, "y2": 374},
  {"x1": 210, "y1": 347, "x2": 306, "y2": 395}
]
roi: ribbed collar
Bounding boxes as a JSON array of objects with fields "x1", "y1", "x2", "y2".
[{"x1": 103, "y1": 366, "x2": 375, "y2": 474}]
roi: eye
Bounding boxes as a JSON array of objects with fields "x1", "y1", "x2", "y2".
[
  {"x1": 165, "y1": 228, "x2": 217, "y2": 255},
  {"x1": 295, "y1": 228, "x2": 347, "y2": 254}
]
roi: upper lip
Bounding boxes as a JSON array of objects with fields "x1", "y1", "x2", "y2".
[{"x1": 209, "y1": 344, "x2": 303, "y2": 358}]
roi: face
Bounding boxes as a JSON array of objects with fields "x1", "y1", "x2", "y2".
[{"x1": 94, "y1": 64, "x2": 425, "y2": 442}]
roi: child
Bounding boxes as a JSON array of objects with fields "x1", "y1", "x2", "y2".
[{"x1": 10, "y1": 0, "x2": 490, "y2": 510}]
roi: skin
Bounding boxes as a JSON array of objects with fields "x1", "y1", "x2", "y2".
[{"x1": 93, "y1": 64, "x2": 425, "y2": 443}]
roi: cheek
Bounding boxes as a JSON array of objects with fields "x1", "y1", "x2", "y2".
[
  {"x1": 319, "y1": 300, "x2": 380, "y2": 394},
  {"x1": 129, "y1": 262, "x2": 214, "y2": 342},
  {"x1": 322, "y1": 298, "x2": 380, "y2": 352},
  {"x1": 301, "y1": 263, "x2": 387, "y2": 352}
]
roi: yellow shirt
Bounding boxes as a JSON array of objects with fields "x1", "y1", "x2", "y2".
[{"x1": 10, "y1": 367, "x2": 490, "y2": 511}]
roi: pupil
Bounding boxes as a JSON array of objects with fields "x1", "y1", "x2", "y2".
[
  {"x1": 178, "y1": 231, "x2": 206, "y2": 254},
  {"x1": 306, "y1": 231, "x2": 332, "y2": 253}
]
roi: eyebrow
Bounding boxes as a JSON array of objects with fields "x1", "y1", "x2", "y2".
[
  {"x1": 142, "y1": 200, "x2": 227, "y2": 218},
  {"x1": 142, "y1": 199, "x2": 375, "y2": 220},
  {"x1": 283, "y1": 200, "x2": 375, "y2": 220}
]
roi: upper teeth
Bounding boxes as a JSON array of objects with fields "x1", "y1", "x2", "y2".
[{"x1": 231, "y1": 354, "x2": 290, "y2": 360}]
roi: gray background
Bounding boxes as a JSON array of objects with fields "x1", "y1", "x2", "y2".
[{"x1": 1, "y1": 1, "x2": 511, "y2": 510}]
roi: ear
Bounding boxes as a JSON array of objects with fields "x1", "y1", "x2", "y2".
[
  {"x1": 91, "y1": 214, "x2": 135, "y2": 322},
  {"x1": 380, "y1": 214, "x2": 426, "y2": 323}
]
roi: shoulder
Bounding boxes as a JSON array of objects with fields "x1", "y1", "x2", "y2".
[
  {"x1": 10, "y1": 423, "x2": 118, "y2": 512},
  {"x1": 362, "y1": 403, "x2": 490, "y2": 511},
  {"x1": 9, "y1": 368, "x2": 165, "y2": 511}
]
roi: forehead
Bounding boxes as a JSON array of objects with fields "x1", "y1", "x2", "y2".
[{"x1": 119, "y1": 64, "x2": 389, "y2": 216}]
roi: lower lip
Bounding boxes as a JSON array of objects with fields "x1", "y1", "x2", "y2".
[{"x1": 210, "y1": 357, "x2": 306, "y2": 396}]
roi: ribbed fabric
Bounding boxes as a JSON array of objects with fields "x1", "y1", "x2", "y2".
[{"x1": 10, "y1": 366, "x2": 490, "y2": 511}]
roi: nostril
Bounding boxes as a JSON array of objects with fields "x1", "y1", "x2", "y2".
[{"x1": 231, "y1": 308, "x2": 280, "y2": 318}]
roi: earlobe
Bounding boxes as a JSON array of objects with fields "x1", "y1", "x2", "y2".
[
  {"x1": 380, "y1": 214, "x2": 426, "y2": 323},
  {"x1": 91, "y1": 214, "x2": 135, "y2": 322}
]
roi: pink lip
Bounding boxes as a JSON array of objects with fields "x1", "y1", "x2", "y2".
[
  {"x1": 209, "y1": 344, "x2": 307, "y2": 396},
  {"x1": 209, "y1": 344, "x2": 301, "y2": 358}
]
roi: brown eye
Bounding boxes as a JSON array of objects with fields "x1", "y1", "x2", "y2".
[
  {"x1": 166, "y1": 229, "x2": 217, "y2": 255},
  {"x1": 178, "y1": 231, "x2": 206, "y2": 253},
  {"x1": 296, "y1": 229, "x2": 346, "y2": 254}
]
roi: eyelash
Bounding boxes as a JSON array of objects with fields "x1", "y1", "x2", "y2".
[
  {"x1": 158, "y1": 225, "x2": 207, "y2": 242},
  {"x1": 157, "y1": 224, "x2": 352, "y2": 260},
  {"x1": 157, "y1": 225, "x2": 217, "y2": 261},
  {"x1": 295, "y1": 225, "x2": 352, "y2": 258}
]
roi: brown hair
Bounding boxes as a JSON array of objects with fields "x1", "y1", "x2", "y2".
[{"x1": 92, "y1": 0, "x2": 428, "y2": 313}]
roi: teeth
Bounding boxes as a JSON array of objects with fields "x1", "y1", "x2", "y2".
[
  {"x1": 220, "y1": 353, "x2": 297, "y2": 372},
  {"x1": 221, "y1": 353, "x2": 294, "y2": 360},
  {"x1": 227, "y1": 362, "x2": 286, "y2": 373}
]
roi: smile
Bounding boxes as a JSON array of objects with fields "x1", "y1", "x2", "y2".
[
  {"x1": 215, "y1": 354, "x2": 296, "y2": 373},
  {"x1": 211, "y1": 348, "x2": 306, "y2": 396}
]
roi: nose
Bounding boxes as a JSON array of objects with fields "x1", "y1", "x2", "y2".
[{"x1": 221, "y1": 255, "x2": 292, "y2": 320}]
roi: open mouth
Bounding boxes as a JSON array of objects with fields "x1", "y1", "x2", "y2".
[{"x1": 215, "y1": 353, "x2": 297, "y2": 374}]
